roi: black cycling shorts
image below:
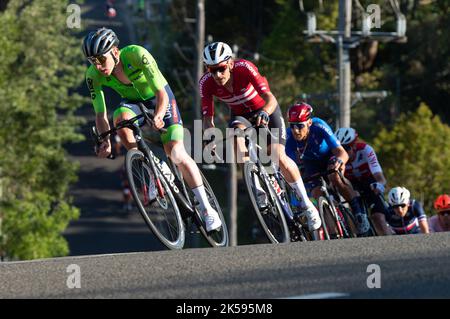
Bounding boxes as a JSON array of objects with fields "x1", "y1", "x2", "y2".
[{"x1": 228, "y1": 105, "x2": 287, "y2": 146}]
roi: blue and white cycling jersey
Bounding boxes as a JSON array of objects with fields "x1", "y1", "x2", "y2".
[
  {"x1": 385, "y1": 200, "x2": 427, "y2": 234},
  {"x1": 285, "y1": 117, "x2": 341, "y2": 165}
]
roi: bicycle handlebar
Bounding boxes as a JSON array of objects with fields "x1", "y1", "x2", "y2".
[
  {"x1": 302, "y1": 168, "x2": 344, "y2": 184},
  {"x1": 90, "y1": 102, "x2": 167, "y2": 159}
]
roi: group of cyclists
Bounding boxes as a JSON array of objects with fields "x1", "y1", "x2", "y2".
[{"x1": 82, "y1": 27, "x2": 449, "y2": 242}]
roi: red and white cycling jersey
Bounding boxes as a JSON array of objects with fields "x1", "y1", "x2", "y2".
[
  {"x1": 344, "y1": 142, "x2": 383, "y2": 181},
  {"x1": 199, "y1": 59, "x2": 270, "y2": 116}
]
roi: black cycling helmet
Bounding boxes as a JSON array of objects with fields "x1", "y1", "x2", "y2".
[{"x1": 82, "y1": 27, "x2": 119, "y2": 58}]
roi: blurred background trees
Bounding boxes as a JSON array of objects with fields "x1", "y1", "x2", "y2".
[{"x1": 0, "y1": 0, "x2": 85, "y2": 260}]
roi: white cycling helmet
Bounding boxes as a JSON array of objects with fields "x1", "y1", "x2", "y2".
[
  {"x1": 203, "y1": 42, "x2": 233, "y2": 66},
  {"x1": 335, "y1": 127, "x2": 358, "y2": 145},
  {"x1": 388, "y1": 187, "x2": 411, "y2": 206}
]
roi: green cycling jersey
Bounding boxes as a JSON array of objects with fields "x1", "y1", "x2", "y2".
[{"x1": 85, "y1": 45, "x2": 168, "y2": 113}]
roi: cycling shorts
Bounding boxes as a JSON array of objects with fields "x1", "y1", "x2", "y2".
[
  {"x1": 228, "y1": 105, "x2": 287, "y2": 146},
  {"x1": 300, "y1": 158, "x2": 332, "y2": 191},
  {"x1": 112, "y1": 84, "x2": 183, "y2": 144}
]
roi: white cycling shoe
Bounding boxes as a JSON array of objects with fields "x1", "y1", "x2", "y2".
[
  {"x1": 305, "y1": 206, "x2": 322, "y2": 231},
  {"x1": 202, "y1": 207, "x2": 222, "y2": 232}
]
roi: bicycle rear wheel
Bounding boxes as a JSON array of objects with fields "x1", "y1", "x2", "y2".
[
  {"x1": 243, "y1": 162, "x2": 290, "y2": 244},
  {"x1": 126, "y1": 149, "x2": 185, "y2": 250},
  {"x1": 192, "y1": 169, "x2": 229, "y2": 247}
]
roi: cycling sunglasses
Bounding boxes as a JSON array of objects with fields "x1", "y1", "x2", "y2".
[
  {"x1": 87, "y1": 54, "x2": 109, "y2": 65},
  {"x1": 290, "y1": 122, "x2": 308, "y2": 130},
  {"x1": 392, "y1": 204, "x2": 407, "y2": 209},
  {"x1": 207, "y1": 64, "x2": 228, "y2": 74},
  {"x1": 439, "y1": 210, "x2": 450, "y2": 216}
]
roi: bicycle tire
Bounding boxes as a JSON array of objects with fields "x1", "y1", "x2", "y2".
[
  {"x1": 243, "y1": 162, "x2": 290, "y2": 244},
  {"x1": 192, "y1": 169, "x2": 229, "y2": 247},
  {"x1": 318, "y1": 196, "x2": 344, "y2": 240},
  {"x1": 126, "y1": 149, "x2": 185, "y2": 250},
  {"x1": 337, "y1": 205, "x2": 358, "y2": 238}
]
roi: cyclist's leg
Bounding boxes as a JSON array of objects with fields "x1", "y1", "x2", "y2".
[
  {"x1": 328, "y1": 173, "x2": 368, "y2": 220},
  {"x1": 160, "y1": 86, "x2": 221, "y2": 230},
  {"x1": 367, "y1": 188, "x2": 393, "y2": 235},
  {"x1": 112, "y1": 101, "x2": 145, "y2": 150}
]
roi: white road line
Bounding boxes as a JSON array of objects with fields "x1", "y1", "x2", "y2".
[{"x1": 282, "y1": 292, "x2": 350, "y2": 299}]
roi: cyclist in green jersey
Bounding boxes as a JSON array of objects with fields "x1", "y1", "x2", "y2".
[{"x1": 82, "y1": 27, "x2": 222, "y2": 232}]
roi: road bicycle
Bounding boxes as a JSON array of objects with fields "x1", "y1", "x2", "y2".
[
  {"x1": 302, "y1": 169, "x2": 359, "y2": 240},
  {"x1": 237, "y1": 126, "x2": 312, "y2": 243},
  {"x1": 91, "y1": 102, "x2": 229, "y2": 249}
]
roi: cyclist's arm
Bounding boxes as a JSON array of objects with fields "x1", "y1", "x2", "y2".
[
  {"x1": 153, "y1": 87, "x2": 169, "y2": 119},
  {"x1": 331, "y1": 145, "x2": 349, "y2": 168},
  {"x1": 372, "y1": 172, "x2": 387, "y2": 187},
  {"x1": 413, "y1": 200, "x2": 430, "y2": 234},
  {"x1": 203, "y1": 116, "x2": 215, "y2": 130},
  {"x1": 95, "y1": 112, "x2": 110, "y2": 135},
  {"x1": 260, "y1": 91, "x2": 278, "y2": 115},
  {"x1": 419, "y1": 219, "x2": 430, "y2": 234}
]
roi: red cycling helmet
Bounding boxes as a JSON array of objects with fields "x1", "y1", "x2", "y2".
[
  {"x1": 288, "y1": 102, "x2": 313, "y2": 123},
  {"x1": 434, "y1": 194, "x2": 450, "y2": 211}
]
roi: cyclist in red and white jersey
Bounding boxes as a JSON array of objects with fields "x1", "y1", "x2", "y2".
[
  {"x1": 200, "y1": 42, "x2": 321, "y2": 231},
  {"x1": 335, "y1": 127, "x2": 389, "y2": 235}
]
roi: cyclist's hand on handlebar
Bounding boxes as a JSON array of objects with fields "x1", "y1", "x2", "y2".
[
  {"x1": 255, "y1": 110, "x2": 270, "y2": 127},
  {"x1": 97, "y1": 139, "x2": 112, "y2": 158},
  {"x1": 327, "y1": 156, "x2": 344, "y2": 171},
  {"x1": 152, "y1": 113, "x2": 165, "y2": 130},
  {"x1": 370, "y1": 182, "x2": 385, "y2": 195}
]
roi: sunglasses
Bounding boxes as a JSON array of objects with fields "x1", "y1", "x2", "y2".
[
  {"x1": 208, "y1": 64, "x2": 228, "y2": 74},
  {"x1": 393, "y1": 204, "x2": 407, "y2": 209},
  {"x1": 290, "y1": 123, "x2": 307, "y2": 130},
  {"x1": 87, "y1": 54, "x2": 109, "y2": 65}
]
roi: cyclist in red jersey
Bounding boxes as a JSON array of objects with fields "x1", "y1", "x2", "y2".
[
  {"x1": 335, "y1": 127, "x2": 389, "y2": 235},
  {"x1": 200, "y1": 42, "x2": 321, "y2": 231}
]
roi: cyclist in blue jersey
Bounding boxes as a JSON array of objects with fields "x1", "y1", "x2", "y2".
[
  {"x1": 285, "y1": 102, "x2": 371, "y2": 235},
  {"x1": 378, "y1": 187, "x2": 430, "y2": 235}
]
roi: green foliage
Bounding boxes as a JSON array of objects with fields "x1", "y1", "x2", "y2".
[
  {"x1": 0, "y1": 0, "x2": 86, "y2": 260},
  {"x1": 373, "y1": 104, "x2": 450, "y2": 214}
]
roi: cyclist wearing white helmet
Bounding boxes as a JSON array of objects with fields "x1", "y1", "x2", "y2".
[
  {"x1": 381, "y1": 187, "x2": 429, "y2": 235},
  {"x1": 335, "y1": 127, "x2": 389, "y2": 235},
  {"x1": 199, "y1": 42, "x2": 321, "y2": 232}
]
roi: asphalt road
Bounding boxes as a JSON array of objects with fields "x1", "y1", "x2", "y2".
[{"x1": 1, "y1": 233, "x2": 448, "y2": 299}]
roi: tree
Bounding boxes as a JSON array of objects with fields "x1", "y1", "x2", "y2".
[
  {"x1": 372, "y1": 103, "x2": 450, "y2": 214},
  {"x1": 0, "y1": 0, "x2": 86, "y2": 260}
]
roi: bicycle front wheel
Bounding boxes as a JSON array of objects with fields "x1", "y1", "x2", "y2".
[
  {"x1": 126, "y1": 149, "x2": 185, "y2": 250},
  {"x1": 243, "y1": 162, "x2": 290, "y2": 244},
  {"x1": 318, "y1": 196, "x2": 344, "y2": 240}
]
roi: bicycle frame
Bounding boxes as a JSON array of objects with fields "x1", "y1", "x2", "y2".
[
  {"x1": 94, "y1": 104, "x2": 195, "y2": 216},
  {"x1": 303, "y1": 169, "x2": 351, "y2": 238},
  {"x1": 242, "y1": 126, "x2": 296, "y2": 224}
]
